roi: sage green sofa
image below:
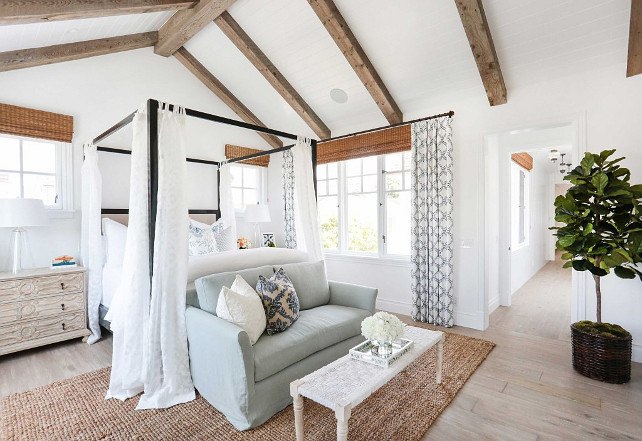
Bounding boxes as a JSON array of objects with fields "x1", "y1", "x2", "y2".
[{"x1": 185, "y1": 260, "x2": 377, "y2": 431}]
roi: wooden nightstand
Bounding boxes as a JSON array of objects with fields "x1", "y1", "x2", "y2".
[{"x1": 0, "y1": 267, "x2": 90, "y2": 356}]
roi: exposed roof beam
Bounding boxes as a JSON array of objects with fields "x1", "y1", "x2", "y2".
[
  {"x1": 0, "y1": 32, "x2": 157, "y2": 72},
  {"x1": 155, "y1": 0, "x2": 236, "y2": 56},
  {"x1": 215, "y1": 12, "x2": 331, "y2": 139},
  {"x1": 0, "y1": 1, "x2": 195, "y2": 25},
  {"x1": 627, "y1": 0, "x2": 642, "y2": 77},
  {"x1": 454, "y1": 0, "x2": 507, "y2": 106},
  {"x1": 174, "y1": 47, "x2": 283, "y2": 148},
  {"x1": 307, "y1": 0, "x2": 402, "y2": 125}
]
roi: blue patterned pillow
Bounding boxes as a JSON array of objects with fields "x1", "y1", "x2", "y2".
[{"x1": 255, "y1": 269, "x2": 300, "y2": 335}]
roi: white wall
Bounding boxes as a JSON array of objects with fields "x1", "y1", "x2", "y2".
[{"x1": 510, "y1": 156, "x2": 551, "y2": 294}]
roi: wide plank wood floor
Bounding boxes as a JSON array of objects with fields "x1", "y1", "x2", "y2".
[{"x1": 1, "y1": 259, "x2": 640, "y2": 440}]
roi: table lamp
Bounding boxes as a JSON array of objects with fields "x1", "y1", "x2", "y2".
[
  {"x1": 244, "y1": 203, "x2": 271, "y2": 248},
  {"x1": 0, "y1": 198, "x2": 48, "y2": 273}
]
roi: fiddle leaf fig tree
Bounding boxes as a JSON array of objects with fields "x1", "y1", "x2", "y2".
[{"x1": 552, "y1": 150, "x2": 642, "y2": 323}]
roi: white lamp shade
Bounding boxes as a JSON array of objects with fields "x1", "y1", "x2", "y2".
[
  {"x1": 244, "y1": 204, "x2": 271, "y2": 223},
  {"x1": 0, "y1": 198, "x2": 48, "y2": 228}
]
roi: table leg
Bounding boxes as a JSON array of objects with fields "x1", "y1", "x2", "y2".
[
  {"x1": 290, "y1": 380, "x2": 305, "y2": 441},
  {"x1": 335, "y1": 405, "x2": 351, "y2": 441},
  {"x1": 436, "y1": 335, "x2": 444, "y2": 384}
]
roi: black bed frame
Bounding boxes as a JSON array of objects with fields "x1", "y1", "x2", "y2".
[{"x1": 94, "y1": 98, "x2": 318, "y2": 330}]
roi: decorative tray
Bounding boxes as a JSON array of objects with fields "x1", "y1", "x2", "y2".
[{"x1": 349, "y1": 338, "x2": 414, "y2": 368}]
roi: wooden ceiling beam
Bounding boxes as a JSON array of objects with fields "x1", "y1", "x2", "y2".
[
  {"x1": 174, "y1": 47, "x2": 283, "y2": 148},
  {"x1": 155, "y1": 0, "x2": 236, "y2": 57},
  {"x1": 307, "y1": 0, "x2": 402, "y2": 125},
  {"x1": 0, "y1": 32, "x2": 157, "y2": 72},
  {"x1": 454, "y1": 0, "x2": 507, "y2": 106},
  {"x1": 215, "y1": 12, "x2": 331, "y2": 139},
  {"x1": 627, "y1": 0, "x2": 642, "y2": 77},
  {"x1": 0, "y1": 1, "x2": 195, "y2": 25}
]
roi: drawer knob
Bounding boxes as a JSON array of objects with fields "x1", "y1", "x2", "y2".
[
  {"x1": 60, "y1": 282, "x2": 66, "y2": 290},
  {"x1": 62, "y1": 323, "x2": 66, "y2": 330},
  {"x1": 61, "y1": 303, "x2": 65, "y2": 311}
]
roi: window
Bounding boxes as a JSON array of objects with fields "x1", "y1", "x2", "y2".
[
  {"x1": 316, "y1": 151, "x2": 412, "y2": 258},
  {"x1": 0, "y1": 134, "x2": 72, "y2": 211},
  {"x1": 511, "y1": 161, "x2": 530, "y2": 249},
  {"x1": 230, "y1": 164, "x2": 265, "y2": 210}
]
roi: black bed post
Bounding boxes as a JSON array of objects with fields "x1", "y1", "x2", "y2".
[
  {"x1": 311, "y1": 139, "x2": 318, "y2": 200},
  {"x1": 147, "y1": 99, "x2": 159, "y2": 278}
]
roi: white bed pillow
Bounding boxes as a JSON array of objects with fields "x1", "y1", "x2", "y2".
[
  {"x1": 213, "y1": 226, "x2": 237, "y2": 252},
  {"x1": 190, "y1": 218, "x2": 225, "y2": 233},
  {"x1": 188, "y1": 223, "x2": 218, "y2": 256},
  {"x1": 216, "y1": 275, "x2": 266, "y2": 345},
  {"x1": 102, "y1": 218, "x2": 127, "y2": 265}
]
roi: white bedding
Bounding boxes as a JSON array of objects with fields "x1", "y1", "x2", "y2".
[{"x1": 101, "y1": 247, "x2": 309, "y2": 307}]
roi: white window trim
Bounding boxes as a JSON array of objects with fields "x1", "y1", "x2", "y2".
[
  {"x1": 230, "y1": 163, "x2": 267, "y2": 216},
  {"x1": 0, "y1": 134, "x2": 74, "y2": 218},
  {"x1": 318, "y1": 154, "x2": 411, "y2": 260},
  {"x1": 511, "y1": 163, "x2": 530, "y2": 252}
]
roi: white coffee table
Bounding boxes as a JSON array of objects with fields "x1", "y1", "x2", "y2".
[{"x1": 289, "y1": 326, "x2": 444, "y2": 441}]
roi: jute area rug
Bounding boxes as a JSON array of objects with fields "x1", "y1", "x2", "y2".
[{"x1": 1, "y1": 332, "x2": 494, "y2": 441}]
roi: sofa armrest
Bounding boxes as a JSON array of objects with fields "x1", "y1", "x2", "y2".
[
  {"x1": 185, "y1": 306, "x2": 255, "y2": 427},
  {"x1": 328, "y1": 280, "x2": 378, "y2": 314}
]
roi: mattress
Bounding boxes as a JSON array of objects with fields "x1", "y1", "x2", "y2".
[{"x1": 101, "y1": 247, "x2": 309, "y2": 307}]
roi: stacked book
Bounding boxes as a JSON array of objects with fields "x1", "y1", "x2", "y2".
[{"x1": 51, "y1": 255, "x2": 77, "y2": 269}]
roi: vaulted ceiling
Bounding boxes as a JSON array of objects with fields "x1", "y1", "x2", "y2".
[{"x1": 0, "y1": 0, "x2": 638, "y2": 139}]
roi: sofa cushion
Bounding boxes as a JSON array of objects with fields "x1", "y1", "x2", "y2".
[
  {"x1": 274, "y1": 261, "x2": 329, "y2": 310},
  {"x1": 195, "y1": 265, "x2": 274, "y2": 315},
  {"x1": 252, "y1": 304, "x2": 370, "y2": 382},
  {"x1": 256, "y1": 269, "x2": 300, "y2": 335}
]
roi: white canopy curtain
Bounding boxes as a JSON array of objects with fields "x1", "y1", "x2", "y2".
[
  {"x1": 106, "y1": 103, "x2": 194, "y2": 408},
  {"x1": 410, "y1": 117, "x2": 454, "y2": 327},
  {"x1": 219, "y1": 163, "x2": 237, "y2": 239},
  {"x1": 281, "y1": 137, "x2": 323, "y2": 261},
  {"x1": 80, "y1": 143, "x2": 102, "y2": 344}
]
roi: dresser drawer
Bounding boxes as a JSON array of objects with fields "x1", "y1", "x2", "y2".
[
  {"x1": 0, "y1": 272, "x2": 84, "y2": 302},
  {"x1": 0, "y1": 312, "x2": 85, "y2": 348},
  {"x1": 0, "y1": 292, "x2": 85, "y2": 324}
]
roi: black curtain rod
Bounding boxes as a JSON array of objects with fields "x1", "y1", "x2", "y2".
[
  {"x1": 319, "y1": 110, "x2": 454, "y2": 143},
  {"x1": 96, "y1": 146, "x2": 220, "y2": 166},
  {"x1": 101, "y1": 208, "x2": 220, "y2": 215},
  {"x1": 92, "y1": 112, "x2": 136, "y2": 144},
  {"x1": 223, "y1": 144, "x2": 294, "y2": 165}
]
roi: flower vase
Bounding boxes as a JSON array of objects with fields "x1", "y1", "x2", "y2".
[{"x1": 374, "y1": 340, "x2": 393, "y2": 357}]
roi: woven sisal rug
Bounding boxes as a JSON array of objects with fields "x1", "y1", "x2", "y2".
[{"x1": 1, "y1": 332, "x2": 494, "y2": 441}]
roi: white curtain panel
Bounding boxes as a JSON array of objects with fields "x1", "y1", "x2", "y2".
[
  {"x1": 106, "y1": 104, "x2": 150, "y2": 400},
  {"x1": 410, "y1": 117, "x2": 454, "y2": 327},
  {"x1": 80, "y1": 143, "x2": 102, "y2": 344},
  {"x1": 219, "y1": 163, "x2": 237, "y2": 239},
  {"x1": 282, "y1": 149, "x2": 297, "y2": 249},
  {"x1": 138, "y1": 104, "x2": 194, "y2": 409},
  {"x1": 292, "y1": 137, "x2": 324, "y2": 262}
]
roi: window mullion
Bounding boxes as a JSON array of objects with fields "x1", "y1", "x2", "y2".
[
  {"x1": 378, "y1": 156, "x2": 386, "y2": 257},
  {"x1": 339, "y1": 162, "x2": 348, "y2": 253},
  {"x1": 19, "y1": 139, "x2": 24, "y2": 198}
]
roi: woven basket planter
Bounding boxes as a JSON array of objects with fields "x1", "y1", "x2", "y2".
[{"x1": 571, "y1": 323, "x2": 632, "y2": 384}]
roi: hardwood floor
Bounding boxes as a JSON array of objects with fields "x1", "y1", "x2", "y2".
[{"x1": 1, "y1": 260, "x2": 640, "y2": 440}]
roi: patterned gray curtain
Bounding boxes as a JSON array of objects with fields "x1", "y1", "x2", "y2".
[
  {"x1": 410, "y1": 116, "x2": 454, "y2": 327},
  {"x1": 282, "y1": 149, "x2": 297, "y2": 248}
]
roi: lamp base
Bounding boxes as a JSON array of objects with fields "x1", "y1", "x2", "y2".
[
  {"x1": 253, "y1": 223, "x2": 262, "y2": 248},
  {"x1": 11, "y1": 228, "x2": 24, "y2": 274}
]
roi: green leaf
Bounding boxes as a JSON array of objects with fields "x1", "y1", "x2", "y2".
[
  {"x1": 561, "y1": 252, "x2": 574, "y2": 260},
  {"x1": 614, "y1": 266, "x2": 636, "y2": 279},
  {"x1": 572, "y1": 260, "x2": 589, "y2": 271},
  {"x1": 580, "y1": 154, "x2": 595, "y2": 172},
  {"x1": 600, "y1": 149, "x2": 616, "y2": 161},
  {"x1": 562, "y1": 261, "x2": 573, "y2": 269},
  {"x1": 583, "y1": 223, "x2": 593, "y2": 235},
  {"x1": 588, "y1": 265, "x2": 608, "y2": 277},
  {"x1": 592, "y1": 173, "x2": 608, "y2": 194},
  {"x1": 558, "y1": 235, "x2": 577, "y2": 248}
]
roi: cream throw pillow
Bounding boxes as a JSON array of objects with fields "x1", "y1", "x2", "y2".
[{"x1": 216, "y1": 275, "x2": 266, "y2": 345}]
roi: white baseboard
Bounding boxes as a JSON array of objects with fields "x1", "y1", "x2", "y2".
[
  {"x1": 376, "y1": 298, "x2": 486, "y2": 331},
  {"x1": 376, "y1": 298, "x2": 411, "y2": 315},
  {"x1": 633, "y1": 342, "x2": 642, "y2": 364},
  {"x1": 489, "y1": 296, "x2": 500, "y2": 314}
]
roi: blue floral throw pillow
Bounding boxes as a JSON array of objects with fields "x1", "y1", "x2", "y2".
[{"x1": 255, "y1": 269, "x2": 300, "y2": 335}]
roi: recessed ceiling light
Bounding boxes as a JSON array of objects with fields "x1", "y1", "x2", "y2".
[{"x1": 330, "y1": 88, "x2": 348, "y2": 104}]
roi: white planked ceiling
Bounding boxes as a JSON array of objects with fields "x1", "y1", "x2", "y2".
[{"x1": 0, "y1": 0, "x2": 632, "y2": 137}]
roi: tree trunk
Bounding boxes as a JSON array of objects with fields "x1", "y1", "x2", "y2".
[{"x1": 594, "y1": 257, "x2": 602, "y2": 323}]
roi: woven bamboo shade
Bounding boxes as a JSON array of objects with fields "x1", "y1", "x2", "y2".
[
  {"x1": 511, "y1": 152, "x2": 533, "y2": 171},
  {"x1": 225, "y1": 144, "x2": 270, "y2": 167},
  {"x1": 0, "y1": 103, "x2": 73, "y2": 143},
  {"x1": 317, "y1": 125, "x2": 410, "y2": 164}
]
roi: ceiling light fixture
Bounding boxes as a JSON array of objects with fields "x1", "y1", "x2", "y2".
[
  {"x1": 559, "y1": 153, "x2": 572, "y2": 175},
  {"x1": 330, "y1": 88, "x2": 348, "y2": 104},
  {"x1": 548, "y1": 149, "x2": 559, "y2": 163}
]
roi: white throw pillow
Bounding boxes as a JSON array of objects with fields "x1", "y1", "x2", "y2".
[
  {"x1": 188, "y1": 223, "x2": 218, "y2": 256},
  {"x1": 213, "y1": 226, "x2": 237, "y2": 252},
  {"x1": 216, "y1": 275, "x2": 266, "y2": 344},
  {"x1": 190, "y1": 218, "x2": 225, "y2": 233},
  {"x1": 102, "y1": 218, "x2": 127, "y2": 265}
]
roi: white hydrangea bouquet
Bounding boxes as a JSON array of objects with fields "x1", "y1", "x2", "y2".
[{"x1": 361, "y1": 312, "x2": 405, "y2": 345}]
